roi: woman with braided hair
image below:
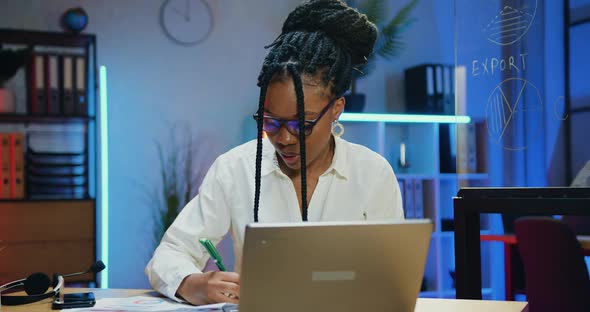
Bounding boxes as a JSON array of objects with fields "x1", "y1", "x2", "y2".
[{"x1": 146, "y1": 0, "x2": 404, "y2": 305}]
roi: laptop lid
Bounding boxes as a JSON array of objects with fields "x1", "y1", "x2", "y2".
[{"x1": 238, "y1": 220, "x2": 433, "y2": 312}]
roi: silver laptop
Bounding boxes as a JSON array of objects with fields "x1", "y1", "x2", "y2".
[{"x1": 238, "y1": 220, "x2": 433, "y2": 312}]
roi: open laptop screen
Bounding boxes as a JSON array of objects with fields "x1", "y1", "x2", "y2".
[{"x1": 238, "y1": 220, "x2": 433, "y2": 312}]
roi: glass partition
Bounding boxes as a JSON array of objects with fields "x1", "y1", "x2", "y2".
[{"x1": 454, "y1": 0, "x2": 572, "y2": 300}]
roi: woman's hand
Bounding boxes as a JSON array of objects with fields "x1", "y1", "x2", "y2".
[{"x1": 176, "y1": 271, "x2": 240, "y2": 305}]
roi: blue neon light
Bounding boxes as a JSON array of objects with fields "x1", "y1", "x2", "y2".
[
  {"x1": 339, "y1": 113, "x2": 471, "y2": 124},
  {"x1": 99, "y1": 66, "x2": 109, "y2": 288}
]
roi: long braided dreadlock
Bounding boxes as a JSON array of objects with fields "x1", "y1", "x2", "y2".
[{"x1": 253, "y1": 0, "x2": 377, "y2": 222}]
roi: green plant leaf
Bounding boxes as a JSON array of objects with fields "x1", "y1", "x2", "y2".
[
  {"x1": 348, "y1": 0, "x2": 419, "y2": 82},
  {"x1": 387, "y1": 0, "x2": 419, "y2": 32},
  {"x1": 183, "y1": 135, "x2": 193, "y2": 206},
  {"x1": 166, "y1": 191, "x2": 179, "y2": 212},
  {"x1": 349, "y1": 0, "x2": 386, "y2": 25},
  {"x1": 375, "y1": 31, "x2": 406, "y2": 59},
  {"x1": 376, "y1": 0, "x2": 418, "y2": 60}
]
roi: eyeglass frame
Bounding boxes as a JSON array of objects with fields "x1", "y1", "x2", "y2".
[{"x1": 252, "y1": 97, "x2": 339, "y2": 136}]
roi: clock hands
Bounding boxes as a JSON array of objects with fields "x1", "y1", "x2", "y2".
[
  {"x1": 169, "y1": 5, "x2": 185, "y2": 20},
  {"x1": 169, "y1": 0, "x2": 190, "y2": 22},
  {"x1": 161, "y1": 0, "x2": 212, "y2": 45},
  {"x1": 186, "y1": 0, "x2": 191, "y2": 22}
]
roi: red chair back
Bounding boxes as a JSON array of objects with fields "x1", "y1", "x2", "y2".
[{"x1": 515, "y1": 217, "x2": 590, "y2": 311}]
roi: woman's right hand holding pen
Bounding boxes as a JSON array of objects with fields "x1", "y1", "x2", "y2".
[{"x1": 176, "y1": 271, "x2": 240, "y2": 305}]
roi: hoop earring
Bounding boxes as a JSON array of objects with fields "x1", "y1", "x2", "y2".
[{"x1": 332, "y1": 120, "x2": 344, "y2": 138}]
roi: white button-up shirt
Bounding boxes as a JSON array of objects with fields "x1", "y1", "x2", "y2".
[{"x1": 145, "y1": 136, "x2": 404, "y2": 300}]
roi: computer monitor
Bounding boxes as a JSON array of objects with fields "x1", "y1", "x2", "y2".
[{"x1": 238, "y1": 220, "x2": 433, "y2": 312}]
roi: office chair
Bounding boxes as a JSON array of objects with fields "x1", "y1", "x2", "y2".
[
  {"x1": 515, "y1": 217, "x2": 590, "y2": 312},
  {"x1": 502, "y1": 213, "x2": 527, "y2": 300}
]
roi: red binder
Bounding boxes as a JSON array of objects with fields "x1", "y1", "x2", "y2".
[
  {"x1": 0, "y1": 134, "x2": 10, "y2": 199},
  {"x1": 8, "y1": 133, "x2": 24, "y2": 199}
]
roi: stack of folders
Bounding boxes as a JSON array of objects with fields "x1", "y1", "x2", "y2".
[
  {"x1": 404, "y1": 64, "x2": 455, "y2": 115},
  {"x1": 26, "y1": 129, "x2": 87, "y2": 199},
  {"x1": 439, "y1": 123, "x2": 477, "y2": 174},
  {"x1": 0, "y1": 132, "x2": 25, "y2": 199},
  {"x1": 26, "y1": 51, "x2": 88, "y2": 116},
  {"x1": 398, "y1": 178, "x2": 424, "y2": 219}
]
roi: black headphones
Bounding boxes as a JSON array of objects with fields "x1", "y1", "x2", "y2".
[
  {"x1": 0, "y1": 260, "x2": 104, "y2": 306},
  {"x1": 0, "y1": 273, "x2": 63, "y2": 306}
]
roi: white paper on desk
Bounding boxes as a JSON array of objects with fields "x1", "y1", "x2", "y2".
[{"x1": 65, "y1": 295, "x2": 236, "y2": 311}]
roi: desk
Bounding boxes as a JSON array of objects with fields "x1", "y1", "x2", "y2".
[{"x1": 1, "y1": 288, "x2": 529, "y2": 312}]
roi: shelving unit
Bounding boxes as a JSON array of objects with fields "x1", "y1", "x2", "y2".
[
  {"x1": 340, "y1": 115, "x2": 490, "y2": 298},
  {"x1": 0, "y1": 29, "x2": 99, "y2": 286},
  {"x1": 0, "y1": 113, "x2": 94, "y2": 123},
  {"x1": 438, "y1": 173, "x2": 488, "y2": 181},
  {"x1": 420, "y1": 288, "x2": 493, "y2": 299}
]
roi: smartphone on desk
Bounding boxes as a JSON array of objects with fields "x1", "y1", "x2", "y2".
[{"x1": 52, "y1": 292, "x2": 96, "y2": 310}]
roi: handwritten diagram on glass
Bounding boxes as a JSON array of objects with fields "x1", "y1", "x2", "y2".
[
  {"x1": 482, "y1": 0, "x2": 538, "y2": 46},
  {"x1": 486, "y1": 78, "x2": 543, "y2": 150}
]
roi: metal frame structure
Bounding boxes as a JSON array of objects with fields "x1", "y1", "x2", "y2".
[{"x1": 454, "y1": 187, "x2": 590, "y2": 299}]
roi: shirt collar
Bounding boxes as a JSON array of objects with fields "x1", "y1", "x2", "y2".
[
  {"x1": 259, "y1": 136, "x2": 349, "y2": 180},
  {"x1": 260, "y1": 138, "x2": 280, "y2": 176},
  {"x1": 329, "y1": 136, "x2": 349, "y2": 180}
]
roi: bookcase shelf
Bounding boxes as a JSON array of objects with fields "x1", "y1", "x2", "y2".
[
  {"x1": 420, "y1": 288, "x2": 493, "y2": 299},
  {"x1": 0, "y1": 113, "x2": 95, "y2": 124},
  {"x1": 439, "y1": 173, "x2": 489, "y2": 180},
  {"x1": 0, "y1": 29, "x2": 99, "y2": 286},
  {"x1": 432, "y1": 230, "x2": 491, "y2": 239},
  {"x1": 0, "y1": 197, "x2": 93, "y2": 202},
  {"x1": 0, "y1": 28, "x2": 95, "y2": 47},
  {"x1": 340, "y1": 115, "x2": 490, "y2": 298},
  {"x1": 0, "y1": 200, "x2": 95, "y2": 284},
  {"x1": 397, "y1": 173, "x2": 437, "y2": 180}
]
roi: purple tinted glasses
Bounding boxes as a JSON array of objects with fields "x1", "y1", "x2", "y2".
[{"x1": 253, "y1": 98, "x2": 336, "y2": 136}]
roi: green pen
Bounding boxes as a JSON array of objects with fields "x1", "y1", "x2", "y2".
[{"x1": 199, "y1": 238, "x2": 227, "y2": 271}]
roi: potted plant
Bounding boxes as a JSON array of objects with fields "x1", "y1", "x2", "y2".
[
  {"x1": 148, "y1": 124, "x2": 218, "y2": 250},
  {"x1": 344, "y1": 0, "x2": 419, "y2": 112}
]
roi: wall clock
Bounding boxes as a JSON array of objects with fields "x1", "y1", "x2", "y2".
[{"x1": 160, "y1": 0, "x2": 213, "y2": 46}]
